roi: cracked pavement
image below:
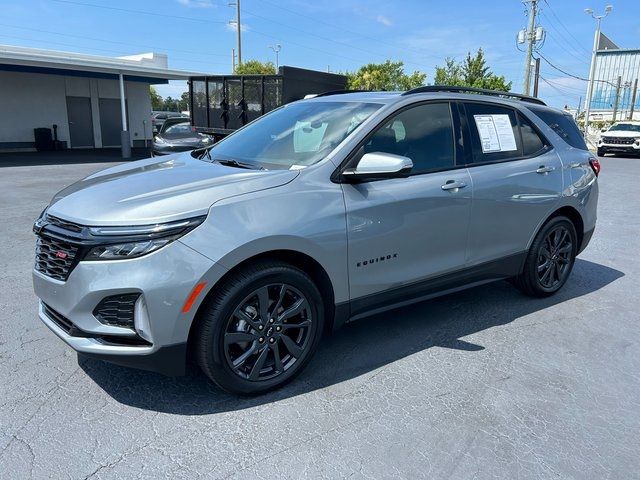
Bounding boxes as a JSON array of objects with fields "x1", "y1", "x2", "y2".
[{"x1": 1, "y1": 155, "x2": 639, "y2": 479}]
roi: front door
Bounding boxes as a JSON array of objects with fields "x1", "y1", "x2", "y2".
[
  {"x1": 343, "y1": 102, "x2": 472, "y2": 311},
  {"x1": 66, "y1": 96, "x2": 94, "y2": 148}
]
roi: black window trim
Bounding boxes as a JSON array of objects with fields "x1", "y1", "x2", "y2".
[
  {"x1": 457, "y1": 99, "x2": 553, "y2": 169},
  {"x1": 332, "y1": 99, "x2": 464, "y2": 183}
]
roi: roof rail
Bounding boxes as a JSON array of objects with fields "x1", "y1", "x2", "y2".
[
  {"x1": 314, "y1": 89, "x2": 366, "y2": 98},
  {"x1": 402, "y1": 85, "x2": 546, "y2": 106}
]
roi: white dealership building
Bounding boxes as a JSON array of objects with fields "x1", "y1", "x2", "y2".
[{"x1": 0, "y1": 44, "x2": 203, "y2": 153}]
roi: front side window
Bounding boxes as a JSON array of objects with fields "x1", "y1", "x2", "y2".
[
  {"x1": 204, "y1": 101, "x2": 381, "y2": 169},
  {"x1": 363, "y1": 102, "x2": 455, "y2": 174}
]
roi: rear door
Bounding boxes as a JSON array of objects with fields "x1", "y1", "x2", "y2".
[
  {"x1": 460, "y1": 101, "x2": 563, "y2": 266},
  {"x1": 343, "y1": 102, "x2": 473, "y2": 307}
]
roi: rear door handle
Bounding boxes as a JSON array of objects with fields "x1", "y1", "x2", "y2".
[
  {"x1": 441, "y1": 180, "x2": 467, "y2": 191},
  {"x1": 536, "y1": 165, "x2": 555, "y2": 174}
]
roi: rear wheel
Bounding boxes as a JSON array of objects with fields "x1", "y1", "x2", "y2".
[
  {"x1": 514, "y1": 216, "x2": 577, "y2": 297},
  {"x1": 194, "y1": 260, "x2": 324, "y2": 394}
]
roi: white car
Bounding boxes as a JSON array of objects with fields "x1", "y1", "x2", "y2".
[{"x1": 598, "y1": 121, "x2": 640, "y2": 157}]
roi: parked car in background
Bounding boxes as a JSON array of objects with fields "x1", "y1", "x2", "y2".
[
  {"x1": 151, "y1": 111, "x2": 189, "y2": 134},
  {"x1": 597, "y1": 121, "x2": 640, "y2": 156},
  {"x1": 33, "y1": 87, "x2": 598, "y2": 394},
  {"x1": 151, "y1": 117, "x2": 212, "y2": 156}
]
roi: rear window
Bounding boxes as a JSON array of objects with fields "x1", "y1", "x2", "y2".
[{"x1": 529, "y1": 107, "x2": 588, "y2": 150}]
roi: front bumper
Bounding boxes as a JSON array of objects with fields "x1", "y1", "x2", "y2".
[
  {"x1": 151, "y1": 143, "x2": 205, "y2": 157},
  {"x1": 33, "y1": 239, "x2": 227, "y2": 376},
  {"x1": 598, "y1": 141, "x2": 640, "y2": 154}
]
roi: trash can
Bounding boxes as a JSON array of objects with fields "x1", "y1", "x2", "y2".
[{"x1": 34, "y1": 128, "x2": 54, "y2": 151}]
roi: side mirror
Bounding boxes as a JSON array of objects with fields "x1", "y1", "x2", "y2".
[
  {"x1": 601, "y1": 127, "x2": 608, "y2": 132},
  {"x1": 341, "y1": 152, "x2": 413, "y2": 183}
]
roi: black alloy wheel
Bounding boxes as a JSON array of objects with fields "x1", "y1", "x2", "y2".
[
  {"x1": 224, "y1": 284, "x2": 313, "y2": 381},
  {"x1": 536, "y1": 225, "x2": 573, "y2": 290}
]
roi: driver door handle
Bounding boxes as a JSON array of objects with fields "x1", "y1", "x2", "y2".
[{"x1": 441, "y1": 180, "x2": 467, "y2": 191}]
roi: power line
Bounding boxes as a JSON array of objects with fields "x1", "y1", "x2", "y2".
[
  {"x1": 240, "y1": 7, "x2": 437, "y2": 68},
  {"x1": 0, "y1": 23, "x2": 229, "y2": 58},
  {"x1": 538, "y1": 52, "x2": 590, "y2": 82},
  {"x1": 540, "y1": 76, "x2": 582, "y2": 99},
  {"x1": 255, "y1": 0, "x2": 444, "y2": 61},
  {"x1": 52, "y1": 0, "x2": 225, "y2": 24},
  {"x1": 542, "y1": 0, "x2": 590, "y2": 55},
  {"x1": 0, "y1": 34, "x2": 229, "y2": 68}
]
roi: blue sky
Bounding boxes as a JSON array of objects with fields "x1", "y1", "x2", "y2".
[{"x1": 1, "y1": 0, "x2": 639, "y2": 107}]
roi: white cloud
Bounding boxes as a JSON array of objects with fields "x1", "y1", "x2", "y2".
[
  {"x1": 376, "y1": 15, "x2": 393, "y2": 27},
  {"x1": 177, "y1": 0, "x2": 214, "y2": 8},
  {"x1": 226, "y1": 22, "x2": 249, "y2": 32}
]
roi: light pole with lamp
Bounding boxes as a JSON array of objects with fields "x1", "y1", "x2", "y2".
[
  {"x1": 269, "y1": 44, "x2": 282, "y2": 71},
  {"x1": 583, "y1": 4, "x2": 613, "y2": 137}
]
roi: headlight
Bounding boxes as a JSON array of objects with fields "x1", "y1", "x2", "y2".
[
  {"x1": 154, "y1": 136, "x2": 166, "y2": 144},
  {"x1": 85, "y1": 216, "x2": 206, "y2": 260},
  {"x1": 201, "y1": 136, "x2": 211, "y2": 144}
]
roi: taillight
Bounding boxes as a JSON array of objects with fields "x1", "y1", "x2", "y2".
[{"x1": 589, "y1": 157, "x2": 601, "y2": 176}]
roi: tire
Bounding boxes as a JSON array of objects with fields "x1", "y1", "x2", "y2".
[
  {"x1": 597, "y1": 147, "x2": 605, "y2": 157},
  {"x1": 514, "y1": 216, "x2": 578, "y2": 298},
  {"x1": 194, "y1": 260, "x2": 324, "y2": 395}
]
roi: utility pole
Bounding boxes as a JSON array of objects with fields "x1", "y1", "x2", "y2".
[
  {"x1": 612, "y1": 75, "x2": 622, "y2": 122},
  {"x1": 522, "y1": 0, "x2": 538, "y2": 96},
  {"x1": 533, "y1": 57, "x2": 541, "y2": 97},
  {"x1": 231, "y1": 48, "x2": 236, "y2": 73},
  {"x1": 583, "y1": 5, "x2": 613, "y2": 136},
  {"x1": 629, "y1": 78, "x2": 638, "y2": 120},
  {"x1": 229, "y1": 1, "x2": 242, "y2": 67}
]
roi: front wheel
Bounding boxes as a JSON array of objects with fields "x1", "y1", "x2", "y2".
[
  {"x1": 597, "y1": 147, "x2": 605, "y2": 157},
  {"x1": 194, "y1": 261, "x2": 324, "y2": 394},
  {"x1": 514, "y1": 216, "x2": 577, "y2": 297}
]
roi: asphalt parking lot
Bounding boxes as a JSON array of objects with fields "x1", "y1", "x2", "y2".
[{"x1": 1, "y1": 154, "x2": 639, "y2": 479}]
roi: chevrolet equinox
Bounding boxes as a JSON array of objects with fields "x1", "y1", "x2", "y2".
[{"x1": 33, "y1": 87, "x2": 599, "y2": 394}]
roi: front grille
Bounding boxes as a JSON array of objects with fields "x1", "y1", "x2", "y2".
[
  {"x1": 35, "y1": 236, "x2": 79, "y2": 281},
  {"x1": 93, "y1": 294, "x2": 140, "y2": 328},
  {"x1": 602, "y1": 136, "x2": 635, "y2": 145}
]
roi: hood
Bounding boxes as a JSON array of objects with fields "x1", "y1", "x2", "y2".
[
  {"x1": 48, "y1": 153, "x2": 299, "y2": 226},
  {"x1": 603, "y1": 130, "x2": 640, "y2": 138}
]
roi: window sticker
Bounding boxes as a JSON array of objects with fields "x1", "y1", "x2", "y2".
[{"x1": 473, "y1": 114, "x2": 517, "y2": 153}]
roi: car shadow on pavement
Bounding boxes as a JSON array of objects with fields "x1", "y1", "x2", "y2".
[{"x1": 79, "y1": 258, "x2": 623, "y2": 414}]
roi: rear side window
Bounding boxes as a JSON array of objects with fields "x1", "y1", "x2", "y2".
[
  {"x1": 464, "y1": 103, "x2": 522, "y2": 163},
  {"x1": 518, "y1": 113, "x2": 547, "y2": 156},
  {"x1": 528, "y1": 107, "x2": 588, "y2": 150},
  {"x1": 364, "y1": 102, "x2": 455, "y2": 174}
]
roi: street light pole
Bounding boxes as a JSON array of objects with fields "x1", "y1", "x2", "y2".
[
  {"x1": 583, "y1": 5, "x2": 613, "y2": 137},
  {"x1": 269, "y1": 44, "x2": 282, "y2": 71}
]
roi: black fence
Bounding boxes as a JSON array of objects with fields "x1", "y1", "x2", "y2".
[{"x1": 189, "y1": 66, "x2": 347, "y2": 137}]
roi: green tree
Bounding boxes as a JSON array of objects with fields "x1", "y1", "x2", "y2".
[
  {"x1": 434, "y1": 48, "x2": 512, "y2": 92},
  {"x1": 234, "y1": 60, "x2": 277, "y2": 75},
  {"x1": 150, "y1": 86, "x2": 163, "y2": 110},
  {"x1": 346, "y1": 60, "x2": 426, "y2": 91}
]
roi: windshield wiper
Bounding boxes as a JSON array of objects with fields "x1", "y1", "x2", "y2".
[{"x1": 214, "y1": 158, "x2": 265, "y2": 170}]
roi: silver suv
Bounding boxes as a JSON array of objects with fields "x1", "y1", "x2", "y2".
[{"x1": 33, "y1": 87, "x2": 599, "y2": 394}]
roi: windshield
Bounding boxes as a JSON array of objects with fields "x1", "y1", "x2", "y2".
[
  {"x1": 202, "y1": 101, "x2": 381, "y2": 169},
  {"x1": 609, "y1": 123, "x2": 640, "y2": 132},
  {"x1": 162, "y1": 122, "x2": 194, "y2": 136}
]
